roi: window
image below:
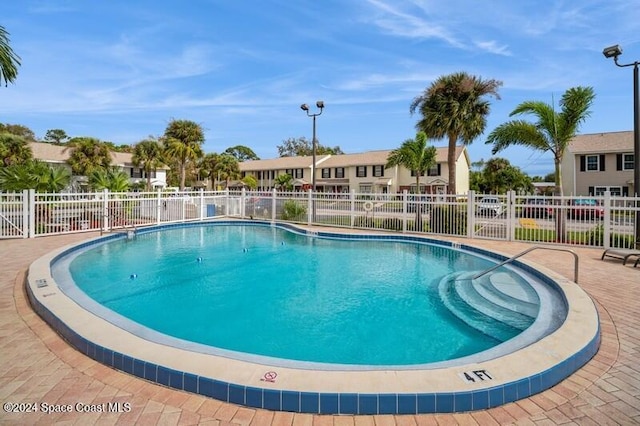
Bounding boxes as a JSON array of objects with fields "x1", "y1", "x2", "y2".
[
  {"x1": 294, "y1": 169, "x2": 303, "y2": 179},
  {"x1": 322, "y1": 168, "x2": 331, "y2": 178},
  {"x1": 335, "y1": 168, "x2": 345, "y2": 178},
  {"x1": 143, "y1": 170, "x2": 156, "y2": 179},
  {"x1": 359, "y1": 184, "x2": 372, "y2": 193},
  {"x1": 356, "y1": 166, "x2": 367, "y2": 177},
  {"x1": 373, "y1": 165, "x2": 384, "y2": 177},
  {"x1": 427, "y1": 164, "x2": 440, "y2": 176},
  {"x1": 594, "y1": 186, "x2": 622, "y2": 196},
  {"x1": 130, "y1": 168, "x2": 142, "y2": 178},
  {"x1": 285, "y1": 169, "x2": 292, "y2": 176},
  {"x1": 581, "y1": 154, "x2": 605, "y2": 172},
  {"x1": 410, "y1": 170, "x2": 425, "y2": 177},
  {"x1": 623, "y1": 154, "x2": 634, "y2": 171},
  {"x1": 586, "y1": 155, "x2": 599, "y2": 171}
]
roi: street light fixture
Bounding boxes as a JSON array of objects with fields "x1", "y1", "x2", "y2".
[
  {"x1": 300, "y1": 100, "x2": 324, "y2": 192},
  {"x1": 603, "y1": 44, "x2": 640, "y2": 248}
]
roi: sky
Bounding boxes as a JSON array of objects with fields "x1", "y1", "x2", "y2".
[{"x1": 2, "y1": 1, "x2": 639, "y2": 177}]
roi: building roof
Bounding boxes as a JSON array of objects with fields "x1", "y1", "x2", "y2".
[
  {"x1": 240, "y1": 146, "x2": 467, "y2": 171},
  {"x1": 568, "y1": 131, "x2": 634, "y2": 154},
  {"x1": 29, "y1": 141, "x2": 168, "y2": 169}
]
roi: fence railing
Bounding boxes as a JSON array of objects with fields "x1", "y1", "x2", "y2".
[{"x1": 1, "y1": 188, "x2": 638, "y2": 249}]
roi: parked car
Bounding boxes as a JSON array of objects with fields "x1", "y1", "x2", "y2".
[
  {"x1": 521, "y1": 198, "x2": 554, "y2": 218},
  {"x1": 407, "y1": 195, "x2": 429, "y2": 213},
  {"x1": 567, "y1": 198, "x2": 604, "y2": 220},
  {"x1": 476, "y1": 196, "x2": 504, "y2": 216}
]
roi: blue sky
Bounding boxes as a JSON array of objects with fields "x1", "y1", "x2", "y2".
[{"x1": 2, "y1": 1, "x2": 639, "y2": 176}]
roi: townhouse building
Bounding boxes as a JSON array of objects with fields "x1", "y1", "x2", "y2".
[{"x1": 239, "y1": 146, "x2": 470, "y2": 194}]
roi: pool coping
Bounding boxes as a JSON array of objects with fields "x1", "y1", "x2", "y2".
[{"x1": 26, "y1": 220, "x2": 601, "y2": 414}]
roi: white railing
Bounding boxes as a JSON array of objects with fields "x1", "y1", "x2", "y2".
[{"x1": 2, "y1": 188, "x2": 638, "y2": 250}]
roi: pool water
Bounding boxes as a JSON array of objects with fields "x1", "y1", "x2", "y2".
[{"x1": 67, "y1": 224, "x2": 537, "y2": 366}]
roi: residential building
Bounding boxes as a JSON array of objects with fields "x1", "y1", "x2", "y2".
[
  {"x1": 29, "y1": 142, "x2": 168, "y2": 190},
  {"x1": 561, "y1": 131, "x2": 635, "y2": 196},
  {"x1": 239, "y1": 146, "x2": 470, "y2": 194}
]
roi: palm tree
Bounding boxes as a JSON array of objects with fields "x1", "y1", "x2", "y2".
[
  {"x1": 132, "y1": 138, "x2": 164, "y2": 191},
  {"x1": 214, "y1": 153, "x2": 240, "y2": 188},
  {"x1": 198, "y1": 152, "x2": 220, "y2": 190},
  {"x1": 274, "y1": 173, "x2": 293, "y2": 191},
  {"x1": 0, "y1": 160, "x2": 70, "y2": 192},
  {"x1": 65, "y1": 137, "x2": 112, "y2": 176},
  {"x1": 411, "y1": 72, "x2": 502, "y2": 194},
  {"x1": 163, "y1": 120, "x2": 205, "y2": 190},
  {"x1": 0, "y1": 25, "x2": 21, "y2": 86},
  {"x1": 0, "y1": 133, "x2": 32, "y2": 166},
  {"x1": 386, "y1": 132, "x2": 437, "y2": 229},
  {"x1": 89, "y1": 167, "x2": 130, "y2": 192},
  {"x1": 486, "y1": 86, "x2": 595, "y2": 197},
  {"x1": 386, "y1": 131, "x2": 437, "y2": 194}
]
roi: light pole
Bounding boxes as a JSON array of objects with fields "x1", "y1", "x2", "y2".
[
  {"x1": 300, "y1": 101, "x2": 324, "y2": 192},
  {"x1": 603, "y1": 45, "x2": 640, "y2": 248}
]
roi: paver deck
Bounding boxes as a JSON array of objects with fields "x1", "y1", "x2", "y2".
[{"x1": 1, "y1": 230, "x2": 638, "y2": 425}]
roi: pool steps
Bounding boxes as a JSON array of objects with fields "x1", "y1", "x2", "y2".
[{"x1": 439, "y1": 272, "x2": 537, "y2": 341}]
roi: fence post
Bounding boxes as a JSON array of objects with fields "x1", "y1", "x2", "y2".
[
  {"x1": 156, "y1": 188, "x2": 162, "y2": 224},
  {"x1": 271, "y1": 189, "x2": 277, "y2": 222},
  {"x1": 467, "y1": 190, "x2": 475, "y2": 239},
  {"x1": 102, "y1": 189, "x2": 109, "y2": 232},
  {"x1": 307, "y1": 189, "x2": 313, "y2": 225},
  {"x1": 241, "y1": 187, "x2": 247, "y2": 218},
  {"x1": 27, "y1": 189, "x2": 35, "y2": 238},
  {"x1": 402, "y1": 190, "x2": 408, "y2": 233},
  {"x1": 350, "y1": 190, "x2": 356, "y2": 228},
  {"x1": 603, "y1": 191, "x2": 611, "y2": 249},
  {"x1": 199, "y1": 188, "x2": 205, "y2": 221},
  {"x1": 508, "y1": 190, "x2": 516, "y2": 241}
]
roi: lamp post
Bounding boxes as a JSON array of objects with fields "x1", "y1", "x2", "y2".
[
  {"x1": 300, "y1": 101, "x2": 324, "y2": 192},
  {"x1": 603, "y1": 45, "x2": 640, "y2": 248}
]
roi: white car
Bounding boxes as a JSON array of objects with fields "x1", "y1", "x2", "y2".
[{"x1": 477, "y1": 196, "x2": 504, "y2": 216}]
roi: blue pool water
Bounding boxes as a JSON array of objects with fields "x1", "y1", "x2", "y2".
[{"x1": 64, "y1": 224, "x2": 539, "y2": 366}]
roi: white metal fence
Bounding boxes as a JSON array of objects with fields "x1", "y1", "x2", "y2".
[{"x1": 1, "y1": 189, "x2": 638, "y2": 249}]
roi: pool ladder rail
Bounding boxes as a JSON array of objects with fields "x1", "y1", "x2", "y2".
[{"x1": 472, "y1": 246, "x2": 579, "y2": 284}]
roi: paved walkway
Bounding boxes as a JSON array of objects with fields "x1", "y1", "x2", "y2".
[{"x1": 0, "y1": 231, "x2": 638, "y2": 425}]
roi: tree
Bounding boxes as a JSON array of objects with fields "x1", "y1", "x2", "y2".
[
  {"x1": 214, "y1": 153, "x2": 240, "y2": 188},
  {"x1": 0, "y1": 133, "x2": 32, "y2": 166},
  {"x1": 89, "y1": 167, "x2": 130, "y2": 192},
  {"x1": 478, "y1": 158, "x2": 532, "y2": 194},
  {"x1": 277, "y1": 137, "x2": 344, "y2": 157},
  {"x1": 65, "y1": 137, "x2": 112, "y2": 176},
  {"x1": 242, "y1": 175, "x2": 258, "y2": 189},
  {"x1": 163, "y1": 119, "x2": 205, "y2": 190},
  {"x1": 0, "y1": 25, "x2": 21, "y2": 87},
  {"x1": 44, "y1": 129, "x2": 69, "y2": 145},
  {"x1": 0, "y1": 123, "x2": 36, "y2": 141},
  {"x1": 385, "y1": 131, "x2": 437, "y2": 194},
  {"x1": 411, "y1": 72, "x2": 502, "y2": 194},
  {"x1": 132, "y1": 138, "x2": 164, "y2": 191},
  {"x1": 197, "y1": 152, "x2": 220, "y2": 189},
  {"x1": 0, "y1": 160, "x2": 70, "y2": 192},
  {"x1": 486, "y1": 86, "x2": 595, "y2": 197},
  {"x1": 225, "y1": 145, "x2": 259, "y2": 161},
  {"x1": 274, "y1": 173, "x2": 293, "y2": 191}
]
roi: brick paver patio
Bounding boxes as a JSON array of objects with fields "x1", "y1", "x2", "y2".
[{"x1": 1, "y1": 231, "x2": 638, "y2": 425}]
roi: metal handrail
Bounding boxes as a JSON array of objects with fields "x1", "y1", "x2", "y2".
[{"x1": 472, "y1": 246, "x2": 579, "y2": 283}]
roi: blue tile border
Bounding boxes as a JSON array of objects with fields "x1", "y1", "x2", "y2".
[{"x1": 26, "y1": 220, "x2": 602, "y2": 414}]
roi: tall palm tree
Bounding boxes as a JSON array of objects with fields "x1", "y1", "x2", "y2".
[
  {"x1": 0, "y1": 25, "x2": 21, "y2": 87},
  {"x1": 411, "y1": 72, "x2": 502, "y2": 194},
  {"x1": 163, "y1": 120, "x2": 205, "y2": 190},
  {"x1": 0, "y1": 133, "x2": 32, "y2": 166},
  {"x1": 65, "y1": 137, "x2": 112, "y2": 176},
  {"x1": 132, "y1": 138, "x2": 164, "y2": 191},
  {"x1": 214, "y1": 153, "x2": 240, "y2": 188},
  {"x1": 486, "y1": 86, "x2": 595, "y2": 197},
  {"x1": 386, "y1": 131, "x2": 437, "y2": 195}
]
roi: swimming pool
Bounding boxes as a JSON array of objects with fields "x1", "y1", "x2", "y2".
[{"x1": 28, "y1": 221, "x2": 600, "y2": 414}]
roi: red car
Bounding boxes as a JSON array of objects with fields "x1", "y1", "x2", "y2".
[
  {"x1": 521, "y1": 198, "x2": 554, "y2": 218},
  {"x1": 567, "y1": 199, "x2": 604, "y2": 219}
]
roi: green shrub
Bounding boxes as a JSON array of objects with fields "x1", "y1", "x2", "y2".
[{"x1": 281, "y1": 199, "x2": 306, "y2": 221}]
